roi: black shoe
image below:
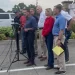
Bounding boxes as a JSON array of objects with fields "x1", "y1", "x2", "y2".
[
  {"x1": 26, "y1": 62, "x2": 35, "y2": 66},
  {"x1": 44, "y1": 64, "x2": 48, "y2": 67},
  {"x1": 54, "y1": 58, "x2": 57, "y2": 60},
  {"x1": 67, "y1": 41, "x2": 68, "y2": 43},
  {"x1": 40, "y1": 57, "x2": 47, "y2": 61},
  {"x1": 46, "y1": 66, "x2": 54, "y2": 70},
  {"x1": 24, "y1": 60, "x2": 30, "y2": 64},
  {"x1": 38, "y1": 56, "x2": 43, "y2": 59},
  {"x1": 54, "y1": 67, "x2": 59, "y2": 70},
  {"x1": 55, "y1": 71, "x2": 66, "y2": 74}
]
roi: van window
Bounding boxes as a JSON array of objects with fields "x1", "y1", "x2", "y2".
[
  {"x1": 11, "y1": 14, "x2": 15, "y2": 19},
  {"x1": 0, "y1": 14, "x2": 9, "y2": 19}
]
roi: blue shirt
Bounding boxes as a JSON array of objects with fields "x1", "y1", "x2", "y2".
[
  {"x1": 24, "y1": 16, "x2": 37, "y2": 30},
  {"x1": 52, "y1": 14, "x2": 66, "y2": 36}
]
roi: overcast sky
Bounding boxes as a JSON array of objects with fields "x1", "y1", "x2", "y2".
[{"x1": 0, "y1": 0, "x2": 73, "y2": 11}]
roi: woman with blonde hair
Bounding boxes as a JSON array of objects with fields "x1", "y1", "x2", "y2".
[{"x1": 42, "y1": 8, "x2": 55, "y2": 70}]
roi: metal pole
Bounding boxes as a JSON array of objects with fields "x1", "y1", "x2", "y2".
[{"x1": 36, "y1": 0, "x2": 38, "y2": 6}]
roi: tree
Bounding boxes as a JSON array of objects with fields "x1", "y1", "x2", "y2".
[
  {"x1": 0, "y1": 8, "x2": 5, "y2": 13},
  {"x1": 18, "y1": 3, "x2": 27, "y2": 9},
  {"x1": 28, "y1": 4, "x2": 36, "y2": 9},
  {"x1": 12, "y1": 3, "x2": 37, "y2": 14},
  {"x1": 12, "y1": 3, "x2": 27, "y2": 12},
  {"x1": 28, "y1": 4, "x2": 36, "y2": 12},
  {"x1": 7, "y1": 10, "x2": 12, "y2": 13},
  {"x1": 28, "y1": 4, "x2": 37, "y2": 14},
  {"x1": 12, "y1": 5, "x2": 20, "y2": 12}
]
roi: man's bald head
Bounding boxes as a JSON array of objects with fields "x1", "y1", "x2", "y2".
[{"x1": 36, "y1": 5, "x2": 42, "y2": 14}]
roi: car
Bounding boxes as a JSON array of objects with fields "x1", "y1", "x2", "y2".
[{"x1": 0, "y1": 13, "x2": 15, "y2": 27}]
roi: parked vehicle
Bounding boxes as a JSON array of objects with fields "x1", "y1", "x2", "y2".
[{"x1": 0, "y1": 13, "x2": 15, "y2": 27}]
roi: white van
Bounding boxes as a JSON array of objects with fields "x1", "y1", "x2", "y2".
[{"x1": 0, "y1": 13, "x2": 15, "y2": 27}]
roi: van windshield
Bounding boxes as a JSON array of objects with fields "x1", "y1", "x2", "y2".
[{"x1": 11, "y1": 14, "x2": 15, "y2": 19}]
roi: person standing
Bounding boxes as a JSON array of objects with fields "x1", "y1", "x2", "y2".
[
  {"x1": 30, "y1": 8, "x2": 38, "y2": 23},
  {"x1": 20, "y1": 9, "x2": 26, "y2": 54},
  {"x1": 42, "y1": 8, "x2": 55, "y2": 70},
  {"x1": 14, "y1": 11, "x2": 21, "y2": 24},
  {"x1": 56, "y1": 4, "x2": 73, "y2": 62},
  {"x1": 14, "y1": 11, "x2": 21, "y2": 52},
  {"x1": 24, "y1": 9, "x2": 37, "y2": 66},
  {"x1": 36, "y1": 6, "x2": 47, "y2": 61},
  {"x1": 30, "y1": 8, "x2": 39, "y2": 56},
  {"x1": 61, "y1": 5, "x2": 72, "y2": 62},
  {"x1": 53, "y1": 5, "x2": 66, "y2": 74}
]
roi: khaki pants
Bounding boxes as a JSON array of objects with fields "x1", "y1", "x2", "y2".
[
  {"x1": 39, "y1": 29, "x2": 47, "y2": 56},
  {"x1": 54, "y1": 36, "x2": 66, "y2": 71}
]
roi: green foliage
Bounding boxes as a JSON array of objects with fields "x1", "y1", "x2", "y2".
[
  {"x1": 0, "y1": 8, "x2": 5, "y2": 13},
  {"x1": 71, "y1": 24, "x2": 75, "y2": 33},
  {"x1": 0, "y1": 3, "x2": 36, "y2": 13},
  {"x1": 70, "y1": 32, "x2": 75, "y2": 39},
  {"x1": 0, "y1": 34, "x2": 7, "y2": 40},
  {"x1": 0, "y1": 27, "x2": 12, "y2": 37},
  {"x1": 9, "y1": 30, "x2": 14, "y2": 38},
  {"x1": 18, "y1": 3, "x2": 27, "y2": 9},
  {"x1": 0, "y1": 27, "x2": 14, "y2": 40},
  {"x1": 28, "y1": 4, "x2": 36, "y2": 10},
  {"x1": 7, "y1": 10, "x2": 12, "y2": 13},
  {"x1": 12, "y1": 5, "x2": 20, "y2": 12},
  {"x1": 12, "y1": 3, "x2": 36, "y2": 12}
]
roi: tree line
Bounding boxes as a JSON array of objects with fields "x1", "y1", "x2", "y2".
[{"x1": 0, "y1": 3, "x2": 36, "y2": 13}]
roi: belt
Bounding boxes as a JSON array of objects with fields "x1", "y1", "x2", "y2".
[
  {"x1": 39, "y1": 27, "x2": 43, "y2": 29},
  {"x1": 54, "y1": 35, "x2": 59, "y2": 36},
  {"x1": 54, "y1": 34, "x2": 65, "y2": 36}
]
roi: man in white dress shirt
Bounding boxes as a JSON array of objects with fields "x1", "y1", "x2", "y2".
[
  {"x1": 61, "y1": 9, "x2": 72, "y2": 62},
  {"x1": 36, "y1": 6, "x2": 47, "y2": 61}
]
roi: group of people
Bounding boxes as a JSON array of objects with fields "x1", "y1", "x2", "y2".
[{"x1": 14, "y1": 4, "x2": 73, "y2": 74}]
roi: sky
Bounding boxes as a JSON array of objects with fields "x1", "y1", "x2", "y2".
[{"x1": 0, "y1": 0, "x2": 73, "y2": 11}]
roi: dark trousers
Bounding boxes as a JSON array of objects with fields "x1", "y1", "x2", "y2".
[
  {"x1": 21, "y1": 29, "x2": 26, "y2": 53},
  {"x1": 64, "y1": 39, "x2": 69, "y2": 61},
  {"x1": 26, "y1": 30, "x2": 35, "y2": 63},
  {"x1": 45, "y1": 32, "x2": 54, "y2": 67},
  {"x1": 65, "y1": 29, "x2": 72, "y2": 42},
  {"x1": 64, "y1": 29, "x2": 71, "y2": 61}
]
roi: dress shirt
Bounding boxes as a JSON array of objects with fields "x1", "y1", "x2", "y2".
[
  {"x1": 20, "y1": 15, "x2": 26, "y2": 28},
  {"x1": 38, "y1": 11, "x2": 46, "y2": 28},
  {"x1": 61, "y1": 10, "x2": 72, "y2": 28},
  {"x1": 52, "y1": 13, "x2": 66, "y2": 36},
  {"x1": 42, "y1": 16, "x2": 55, "y2": 36},
  {"x1": 24, "y1": 16, "x2": 37, "y2": 30}
]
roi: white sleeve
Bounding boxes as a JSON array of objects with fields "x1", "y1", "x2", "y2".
[
  {"x1": 61, "y1": 12, "x2": 72, "y2": 21},
  {"x1": 38, "y1": 12, "x2": 46, "y2": 28}
]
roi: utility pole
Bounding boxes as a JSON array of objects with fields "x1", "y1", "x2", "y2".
[{"x1": 36, "y1": 0, "x2": 38, "y2": 6}]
